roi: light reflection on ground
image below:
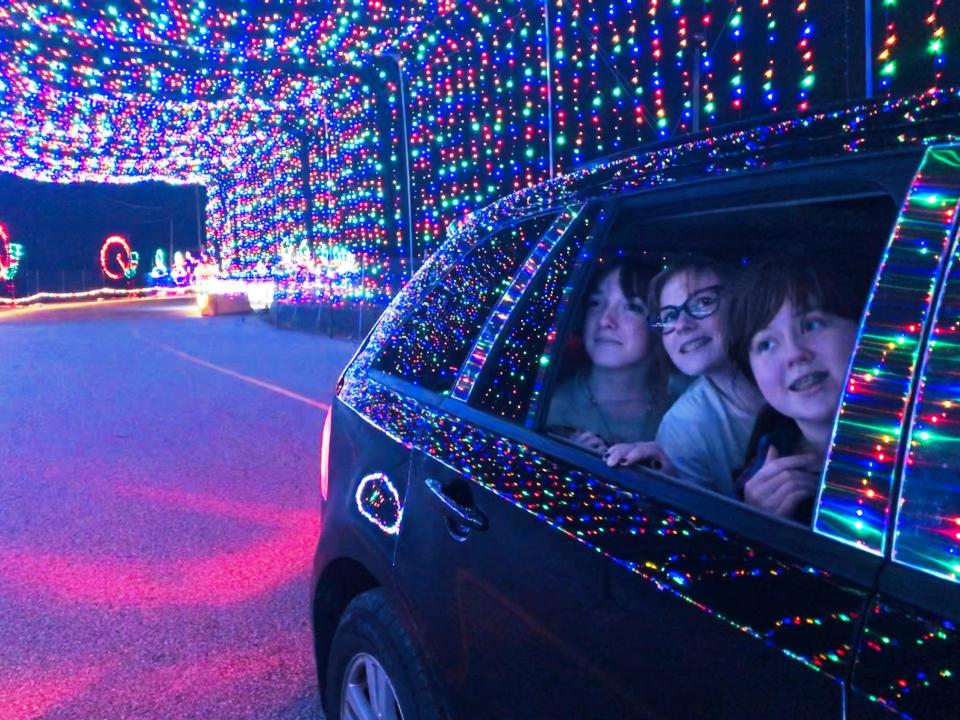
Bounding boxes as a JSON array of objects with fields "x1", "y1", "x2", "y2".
[{"x1": 0, "y1": 299, "x2": 356, "y2": 719}]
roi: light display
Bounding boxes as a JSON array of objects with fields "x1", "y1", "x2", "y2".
[
  {"x1": 148, "y1": 249, "x2": 170, "y2": 284},
  {"x1": 0, "y1": 286, "x2": 189, "y2": 307},
  {"x1": 0, "y1": 222, "x2": 24, "y2": 284},
  {"x1": 0, "y1": 2, "x2": 957, "y2": 304},
  {"x1": 99, "y1": 234, "x2": 140, "y2": 281}
]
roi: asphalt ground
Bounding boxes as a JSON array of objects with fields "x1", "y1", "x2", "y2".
[{"x1": 0, "y1": 297, "x2": 358, "y2": 720}]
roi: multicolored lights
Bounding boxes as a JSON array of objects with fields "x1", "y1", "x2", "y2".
[
  {"x1": 0, "y1": 223, "x2": 25, "y2": 284},
  {"x1": 99, "y1": 235, "x2": 139, "y2": 281},
  {"x1": 0, "y1": 3, "x2": 957, "y2": 303}
]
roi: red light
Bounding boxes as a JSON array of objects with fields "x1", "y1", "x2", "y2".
[{"x1": 320, "y1": 407, "x2": 333, "y2": 503}]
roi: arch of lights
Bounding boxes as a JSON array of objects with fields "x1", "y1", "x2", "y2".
[{"x1": 0, "y1": 1, "x2": 956, "y2": 305}]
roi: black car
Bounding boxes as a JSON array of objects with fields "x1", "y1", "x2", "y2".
[{"x1": 312, "y1": 88, "x2": 960, "y2": 720}]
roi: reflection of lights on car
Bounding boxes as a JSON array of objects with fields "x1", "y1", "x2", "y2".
[{"x1": 354, "y1": 473, "x2": 403, "y2": 535}]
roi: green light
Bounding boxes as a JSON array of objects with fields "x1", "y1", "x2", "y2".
[
  {"x1": 928, "y1": 39, "x2": 943, "y2": 56},
  {"x1": 880, "y1": 61, "x2": 897, "y2": 77},
  {"x1": 801, "y1": 74, "x2": 815, "y2": 89}
]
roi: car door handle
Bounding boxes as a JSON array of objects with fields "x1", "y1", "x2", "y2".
[{"x1": 425, "y1": 478, "x2": 488, "y2": 532}]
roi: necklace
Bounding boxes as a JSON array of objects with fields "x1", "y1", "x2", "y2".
[
  {"x1": 582, "y1": 373, "x2": 654, "y2": 443},
  {"x1": 581, "y1": 374, "x2": 615, "y2": 442}
]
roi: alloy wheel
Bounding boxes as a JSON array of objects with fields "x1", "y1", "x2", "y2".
[{"x1": 341, "y1": 652, "x2": 404, "y2": 720}]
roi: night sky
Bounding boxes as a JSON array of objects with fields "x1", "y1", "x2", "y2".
[{"x1": 0, "y1": 174, "x2": 204, "y2": 294}]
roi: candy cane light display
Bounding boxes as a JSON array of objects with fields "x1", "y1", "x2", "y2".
[{"x1": 100, "y1": 235, "x2": 139, "y2": 281}]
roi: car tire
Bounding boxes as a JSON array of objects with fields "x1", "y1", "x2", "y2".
[{"x1": 325, "y1": 589, "x2": 441, "y2": 720}]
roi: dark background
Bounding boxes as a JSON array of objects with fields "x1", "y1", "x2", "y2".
[{"x1": 0, "y1": 174, "x2": 204, "y2": 294}]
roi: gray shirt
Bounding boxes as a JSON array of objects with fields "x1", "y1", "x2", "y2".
[
  {"x1": 656, "y1": 376, "x2": 760, "y2": 496},
  {"x1": 547, "y1": 372, "x2": 662, "y2": 445}
]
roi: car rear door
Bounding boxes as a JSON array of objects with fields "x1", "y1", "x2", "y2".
[{"x1": 393, "y1": 147, "x2": 958, "y2": 718}]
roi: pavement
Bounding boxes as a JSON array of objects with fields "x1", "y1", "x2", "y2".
[{"x1": 0, "y1": 297, "x2": 358, "y2": 720}]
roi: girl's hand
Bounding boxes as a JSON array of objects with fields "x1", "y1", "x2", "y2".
[
  {"x1": 604, "y1": 441, "x2": 675, "y2": 474},
  {"x1": 568, "y1": 430, "x2": 609, "y2": 455},
  {"x1": 743, "y1": 446, "x2": 820, "y2": 518}
]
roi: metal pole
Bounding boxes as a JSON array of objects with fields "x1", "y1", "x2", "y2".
[
  {"x1": 864, "y1": 0, "x2": 874, "y2": 99},
  {"x1": 391, "y1": 55, "x2": 417, "y2": 281},
  {"x1": 320, "y1": 102, "x2": 334, "y2": 266},
  {"x1": 543, "y1": 0, "x2": 555, "y2": 178},
  {"x1": 692, "y1": 35, "x2": 703, "y2": 133},
  {"x1": 358, "y1": 253, "x2": 365, "y2": 339}
]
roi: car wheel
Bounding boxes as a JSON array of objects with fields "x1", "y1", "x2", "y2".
[{"x1": 325, "y1": 589, "x2": 440, "y2": 720}]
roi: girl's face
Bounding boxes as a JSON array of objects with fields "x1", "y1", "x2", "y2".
[
  {"x1": 583, "y1": 267, "x2": 652, "y2": 370},
  {"x1": 748, "y1": 298, "x2": 858, "y2": 433},
  {"x1": 658, "y1": 270, "x2": 728, "y2": 377}
]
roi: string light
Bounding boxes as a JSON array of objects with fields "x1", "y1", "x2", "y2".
[
  {"x1": 0, "y1": 2, "x2": 957, "y2": 305},
  {"x1": 99, "y1": 234, "x2": 139, "y2": 281},
  {"x1": 0, "y1": 222, "x2": 24, "y2": 286}
]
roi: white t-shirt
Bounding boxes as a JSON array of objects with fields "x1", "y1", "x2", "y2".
[{"x1": 656, "y1": 376, "x2": 760, "y2": 497}]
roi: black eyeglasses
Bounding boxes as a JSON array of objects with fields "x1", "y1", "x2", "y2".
[{"x1": 648, "y1": 285, "x2": 724, "y2": 335}]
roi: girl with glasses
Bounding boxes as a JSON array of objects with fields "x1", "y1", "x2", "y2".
[
  {"x1": 605, "y1": 257, "x2": 764, "y2": 496},
  {"x1": 547, "y1": 257, "x2": 670, "y2": 455}
]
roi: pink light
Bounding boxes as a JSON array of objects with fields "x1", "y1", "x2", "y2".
[{"x1": 0, "y1": 485, "x2": 319, "y2": 608}]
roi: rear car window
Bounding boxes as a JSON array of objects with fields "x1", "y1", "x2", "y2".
[
  {"x1": 894, "y1": 236, "x2": 960, "y2": 583},
  {"x1": 537, "y1": 190, "x2": 897, "y2": 527},
  {"x1": 462, "y1": 208, "x2": 594, "y2": 422},
  {"x1": 371, "y1": 212, "x2": 557, "y2": 393}
]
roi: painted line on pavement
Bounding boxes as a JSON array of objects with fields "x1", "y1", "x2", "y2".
[{"x1": 149, "y1": 338, "x2": 330, "y2": 411}]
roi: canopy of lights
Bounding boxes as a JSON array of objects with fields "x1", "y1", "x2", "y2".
[{"x1": 0, "y1": 1, "x2": 956, "y2": 304}]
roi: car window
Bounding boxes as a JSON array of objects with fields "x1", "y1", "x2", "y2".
[
  {"x1": 536, "y1": 190, "x2": 897, "y2": 527},
  {"x1": 457, "y1": 205, "x2": 594, "y2": 422},
  {"x1": 371, "y1": 212, "x2": 557, "y2": 393},
  {"x1": 893, "y1": 233, "x2": 960, "y2": 583}
]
